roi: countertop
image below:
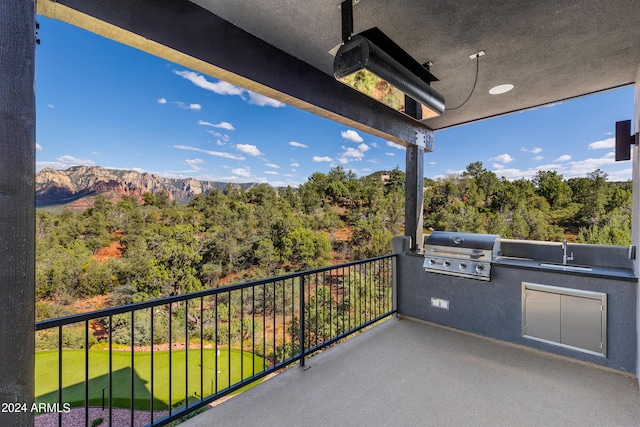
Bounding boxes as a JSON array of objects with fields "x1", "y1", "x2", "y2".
[{"x1": 493, "y1": 256, "x2": 638, "y2": 282}]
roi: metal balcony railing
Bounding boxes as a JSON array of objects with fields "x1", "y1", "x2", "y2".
[{"x1": 34, "y1": 255, "x2": 396, "y2": 427}]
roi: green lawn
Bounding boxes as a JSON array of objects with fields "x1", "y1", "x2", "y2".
[{"x1": 36, "y1": 348, "x2": 268, "y2": 410}]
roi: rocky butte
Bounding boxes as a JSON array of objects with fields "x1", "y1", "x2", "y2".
[{"x1": 36, "y1": 166, "x2": 258, "y2": 208}]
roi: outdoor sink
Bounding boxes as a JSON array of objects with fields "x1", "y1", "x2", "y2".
[{"x1": 539, "y1": 262, "x2": 592, "y2": 272}]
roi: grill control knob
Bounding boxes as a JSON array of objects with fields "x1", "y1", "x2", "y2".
[
  {"x1": 428, "y1": 259, "x2": 436, "y2": 266},
  {"x1": 459, "y1": 263, "x2": 467, "y2": 270},
  {"x1": 475, "y1": 265, "x2": 484, "y2": 273},
  {"x1": 444, "y1": 261, "x2": 451, "y2": 268}
]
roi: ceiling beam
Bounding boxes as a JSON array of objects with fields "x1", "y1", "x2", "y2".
[{"x1": 37, "y1": 0, "x2": 433, "y2": 148}]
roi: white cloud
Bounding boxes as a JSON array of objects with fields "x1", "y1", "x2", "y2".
[
  {"x1": 289, "y1": 141, "x2": 308, "y2": 148},
  {"x1": 35, "y1": 143, "x2": 42, "y2": 151},
  {"x1": 313, "y1": 156, "x2": 333, "y2": 162},
  {"x1": 171, "y1": 101, "x2": 200, "y2": 111},
  {"x1": 588, "y1": 137, "x2": 615, "y2": 150},
  {"x1": 565, "y1": 152, "x2": 616, "y2": 176},
  {"x1": 264, "y1": 170, "x2": 279, "y2": 175},
  {"x1": 486, "y1": 151, "x2": 623, "y2": 181},
  {"x1": 554, "y1": 155, "x2": 572, "y2": 162},
  {"x1": 236, "y1": 144, "x2": 262, "y2": 157},
  {"x1": 47, "y1": 104, "x2": 55, "y2": 109},
  {"x1": 265, "y1": 163, "x2": 280, "y2": 169},
  {"x1": 158, "y1": 97, "x2": 200, "y2": 111},
  {"x1": 386, "y1": 141, "x2": 405, "y2": 150},
  {"x1": 490, "y1": 153, "x2": 515, "y2": 163},
  {"x1": 174, "y1": 70, "x2": 244, "y2": 96},
  {"x1": 492, "y1": 168, "x2": 533, "y2": 180},
  {"x1": 357, "y1": 143, "x2": 370, "y2": 153},
  {"x1": 535, "y1": 163, "x2": 562, "y2": 171},
  {"x1": 607, "y1": 168, "x2": 632, "y2": 181},
  {"x1": 231, "y1": 167, "x2": 251, "y2": 178},
  {"x1": 534, "y1": 155, "x2": 544, "y2": 161},
  {"x1": 208, "y1": 133, "x2": 231, "y2": 145},
  {"x1": 291, "y1": 162, "x2": 300, "y2": 168},
  {"x1": 36, "y1": 155, "x2": 96, "y2": 171},
  {"x1": 185, "y1": 158, "x2": 204, "y2": 171},
  {"x1": 58, "y1": 155, "x2": 94, "y2": 165},
  {"x1": 341, "y1": 130, "x2": 364, "y2": 143},
  {"x1": 521, "y1": 146, "x2": 542, "y2": 154},
  {"x1": 247, "y1": 91, "x2": 285, "y2": 107},
  {"x1": 174, "y1": 70, "x2": 284, "y2": 107},
  {"x1": 173, "y1": 145, "x2": 245, "y2": 161},
  {"x1": 341, "y1": 147, "x2": 364, "y2": 159},
  {"x1": 337, "y1": 143, "x2": 370, "y2": 164},
  {"x1": 385, "y1": 152, "x2": 395, "y2": 156},
  {"x1": 199, "y1": 120, "x2": 235, "y2": 130}
]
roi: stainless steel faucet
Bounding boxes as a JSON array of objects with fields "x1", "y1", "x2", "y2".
[{"x1": 562, "y1": 239, "x2": 574, "y2": 265}]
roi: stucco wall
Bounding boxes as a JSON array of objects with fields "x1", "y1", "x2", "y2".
[{"x1": 393, "y1": 236, "x2": 637, "y2": 373}]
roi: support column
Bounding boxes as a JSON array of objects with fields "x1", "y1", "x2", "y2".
[
  {"x1": 0, "y1": 2, "x2": 36, "y2": 426},
  {"x1": 405, "y1": 144, "x2": 425, "y2": 252},
  {"x1": 403, "y1": 94, "x2": 433, "y2": 253}
]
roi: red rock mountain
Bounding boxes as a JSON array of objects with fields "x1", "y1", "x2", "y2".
[{"x1": 36, "y1": 166, "x2": 257, "y2": 208}]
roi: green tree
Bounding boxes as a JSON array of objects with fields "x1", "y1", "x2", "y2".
[
  {"x1": 534, "y1": 170, "x2": 572, "y2": 209},
  {"x1": 280, "y1": 225, "x2": 332, "y2": 269}
]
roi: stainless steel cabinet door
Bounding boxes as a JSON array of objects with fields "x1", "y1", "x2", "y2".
[
  {"x1": 522, "y1": 282, "x2": 606, "y2": 356},
  {"x1": 524, "y1": 289, "x2": 561, "y2": 343},
  {"x1": 560, "y1": 295, "x2": 603, "y2": 354}
]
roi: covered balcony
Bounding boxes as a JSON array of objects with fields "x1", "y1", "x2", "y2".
[
  {"x1": 2, "y1": 1, "x2": 640, "y2": 426},
  {"x1": 32, "y1": 241, "x2": 639, "y2": 426},
  {"x1": 182, "y1": 318, "x2": 639, "y2": 427}
]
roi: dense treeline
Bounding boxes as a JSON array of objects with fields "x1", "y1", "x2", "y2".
[
  {"x1": 36, "y1": 166, "x2": 404, "y2": 314},
  {"x1": 423, "y1": 162, "x2": 632, "y2": 245},
  {"x1": 36, "y1": 163, "x2": 631, "y2": 318}
]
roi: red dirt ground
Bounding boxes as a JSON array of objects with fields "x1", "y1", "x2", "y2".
[{"x1": 93, "y1": 241, "x2": 125, "y2": 263}]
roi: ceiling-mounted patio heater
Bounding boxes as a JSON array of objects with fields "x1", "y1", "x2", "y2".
[{"x1": 334, "y1": 1, "x2": 445, "y2": 119}]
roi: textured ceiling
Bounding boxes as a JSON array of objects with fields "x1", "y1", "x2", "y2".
[{"x1": 191, "y1": 0, "x2": 640, "y2": 130}]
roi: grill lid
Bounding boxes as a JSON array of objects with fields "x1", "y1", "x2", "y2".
[
  {"x1": 425, "y1": 231, "x2": 499, "y2": 251},
  {"x1": 423, "y1": 232, "x2": 501, "y2": 281}
]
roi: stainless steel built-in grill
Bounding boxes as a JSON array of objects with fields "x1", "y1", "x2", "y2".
[{"x1": 423, "y1": 232, "x2": 501, "y2": 281}]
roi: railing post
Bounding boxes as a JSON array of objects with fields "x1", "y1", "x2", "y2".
[
  {"x1": 299, "y1": 275, "x2": 306, "y2": 368},
  {"x1": 392, "y1": 255, "x2": 398, "y2": 317}
]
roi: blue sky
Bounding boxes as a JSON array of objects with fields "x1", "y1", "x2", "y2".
[{"x1": 36, "y1": 16, "x2": 635, "y2": 186}]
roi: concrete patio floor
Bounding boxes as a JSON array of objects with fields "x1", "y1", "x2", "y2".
[{"x1": 181, "y1": 317, "x2": 640, "y2": 427}]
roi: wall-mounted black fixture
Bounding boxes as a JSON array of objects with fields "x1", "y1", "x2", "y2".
[
  {"x1": 615, "y1": 120, "x2": 638, "y2": 161},
  {"x1": 333, "y1": 0, "x2": 445, "y2": 120}
]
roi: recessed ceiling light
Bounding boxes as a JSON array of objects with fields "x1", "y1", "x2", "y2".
[{"x1": 489, "y1": 84, "x2": 514, "y2": 95}]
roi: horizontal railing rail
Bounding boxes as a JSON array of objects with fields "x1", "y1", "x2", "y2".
[{"x1": 34, "y1": 255, "x2": 396, "y2": 427}]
